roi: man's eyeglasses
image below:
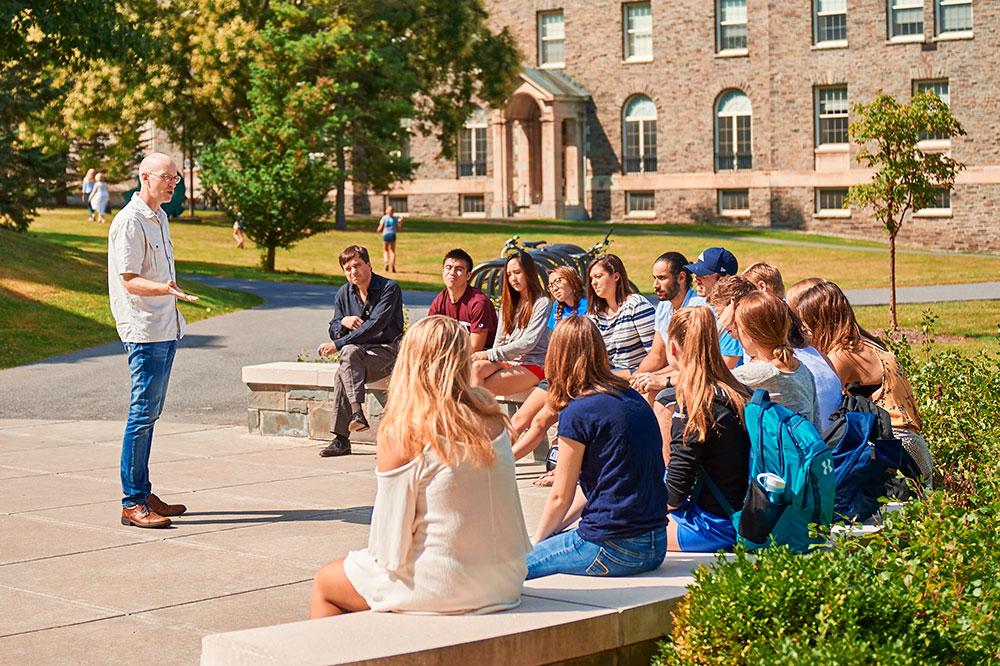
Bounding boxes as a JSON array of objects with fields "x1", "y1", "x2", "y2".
[
  {"x1": 548, "y1": 277, "x2": 566, "y2": 288},
  {"x1": 149, "y1": 172, "x2": 181, "y2": 185}
]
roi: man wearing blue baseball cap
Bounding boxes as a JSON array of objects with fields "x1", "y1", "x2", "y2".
[{"x1": 686, "y1": 247, "x2": 744, "y2": 368}]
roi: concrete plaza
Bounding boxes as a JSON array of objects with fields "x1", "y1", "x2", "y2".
[{"x1": 0, "y1": 418, "x2": 551, "y2": 664}]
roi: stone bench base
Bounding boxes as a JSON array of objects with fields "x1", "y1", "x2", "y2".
[
  {"x1": 243, "y1": 362, "x2": 389, "y2": 439},
  {"x1": 201, "y1": 553, "x2": 718, "y2": 666}
]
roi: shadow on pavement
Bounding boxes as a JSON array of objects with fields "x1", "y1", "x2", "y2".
[{"x1": 176, "y1": 505, "x2": 373, "y2": 526}]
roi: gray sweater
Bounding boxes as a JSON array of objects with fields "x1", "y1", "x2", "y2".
[
  {"x1": 487, "y1": 296, "x2": 551, "y2": 367},
  {"x1": 734, "y1": 360, "x2": 821, "y2": 430}
]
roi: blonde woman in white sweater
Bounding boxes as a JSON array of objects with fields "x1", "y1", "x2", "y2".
[{"x1": 310, "y1": 316, "x2": 531, "y2": 617}]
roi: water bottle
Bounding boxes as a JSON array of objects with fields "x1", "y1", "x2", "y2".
[{"x1": 757, "y1": 472, "x2": 786, "y2": 504}]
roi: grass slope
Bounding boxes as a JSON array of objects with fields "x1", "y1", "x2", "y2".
[{"x1": 0, "y1": 227, "x2": 263, "y2": 369}]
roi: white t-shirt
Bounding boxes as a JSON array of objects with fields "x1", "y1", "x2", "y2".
[{"x1": 793, "y1": 346, "x2": 843, "y2": 430}]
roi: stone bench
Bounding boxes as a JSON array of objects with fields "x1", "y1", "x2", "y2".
[
  {"x1": 243, "y1": 362, "x2": 390, "y2": 440},
  {"x1": 200, "y1": 552, "x2": 718, "y2": 665}
]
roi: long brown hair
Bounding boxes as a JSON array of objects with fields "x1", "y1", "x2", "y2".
[
  {"x1": 587, "y1": 254, "x2": 633, "y2": 315},
  {"x1": 379, "y1": 316, "x2": 509, "y2": 467},
  {"x1": 548, "y1": 265, "x2": 585, "y2": 321},
  {"x1": 668, "y1": 307, "x2": 749, "y2": 442},
  {"x1": 785, "y1": 277, "x2": 826, "y2": 309},
  {"x1": 500, "y1": 251, "x2": 545, "y2": 332},
  {"x1": 734, "y1": 291, "x2": 795, "y2": 365},
  {"x1": 545, "y1": 316, "x2": 630, "y2": 412},
  {"x1": 791, "y1": 281, "x2": 880, "y2": 354}
]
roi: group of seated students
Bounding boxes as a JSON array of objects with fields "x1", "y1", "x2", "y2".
[{"x1": 310, "y1": 243, "x2": 933, "y2": 619}]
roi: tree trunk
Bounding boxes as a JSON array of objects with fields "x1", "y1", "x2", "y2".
[
  {"x1": 888, "y1": 232, "x2": 898, "y2": 331},
  {"x1": 335, "y1": 132, "x2": 347, "y2": 230},
  {"x1": 264, "y1": 244, "x2": 276, "y2": 272}
]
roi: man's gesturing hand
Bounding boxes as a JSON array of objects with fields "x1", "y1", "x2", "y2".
[{"x1": 167, "y1": 280, "x2": 199, "y2": 302}]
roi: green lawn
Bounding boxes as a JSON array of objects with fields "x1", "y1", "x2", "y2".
[
  {"x1": 856, "y1": 300, "x2": 1000, "y2": 356},
  {"x1": 26, "y1": 207, "x2": 1000, "y2": 295},
  {"x1": 11, "y1": 207, "x2": 1000, "y2": 361},
  {"x1": 0, "y1": 226, "x2": 263, "y2": 369}
]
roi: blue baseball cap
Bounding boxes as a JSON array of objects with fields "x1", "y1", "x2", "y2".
[{"x1": 685, "y1": 247, "x2": 738, "y2": 276}]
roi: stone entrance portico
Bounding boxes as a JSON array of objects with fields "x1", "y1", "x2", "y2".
[{"x1": 489, "y1": 68, "x2": 589, "y2": 220}]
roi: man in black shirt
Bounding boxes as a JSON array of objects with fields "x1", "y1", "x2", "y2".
[{"x1": 316, "y1": 245, "x2": 404, "y2": 457}]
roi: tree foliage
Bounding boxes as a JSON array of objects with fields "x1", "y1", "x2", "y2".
[
  {"x1": 1, "y1": 0, "x2": 133, "y2": 230},
  {"x1": 846, "y1": 91, "x2": 965, "y2": 329}
]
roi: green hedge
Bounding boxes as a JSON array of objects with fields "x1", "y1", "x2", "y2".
[{"x1": 655, "y1": 337, "x2": 1000, "y2": 665}]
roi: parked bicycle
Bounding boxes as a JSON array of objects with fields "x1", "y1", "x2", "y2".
[{"x1": 470, "y1": 228, "x2": 634, "y2": 300}]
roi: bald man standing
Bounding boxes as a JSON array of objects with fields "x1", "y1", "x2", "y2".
[{"x1": 109, "y1": 153, "x2": 199, "y2": 528}]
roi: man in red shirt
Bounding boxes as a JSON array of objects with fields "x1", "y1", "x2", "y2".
[{"x1": 428, "y1": 249, "x2": 498, "y2": 351}]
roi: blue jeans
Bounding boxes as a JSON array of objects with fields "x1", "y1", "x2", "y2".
[
  {"x1": 526, "y1": 527, "x2": 666, "y2": 579},
  {"x1": 120, "y1": 341, "x2": 176, "y2": 507}
]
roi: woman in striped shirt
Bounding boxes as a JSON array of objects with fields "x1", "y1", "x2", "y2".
[{"x1": 587, "y1": 255, "x2": 656, "y2": 377}]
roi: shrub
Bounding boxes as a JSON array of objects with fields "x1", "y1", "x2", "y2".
[{"x1": 655, "y1": 340, "x2": 1000, "y2": 665}]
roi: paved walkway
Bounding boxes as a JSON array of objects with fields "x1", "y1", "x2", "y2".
[
  {"x1": 1, "y1": 276, "x2": 998, "y2": 424},
  {"x1": 0, "y1": 418, "x2": 551, "y2": 664}
]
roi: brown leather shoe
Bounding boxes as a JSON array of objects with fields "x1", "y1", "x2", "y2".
[
  {"x1": 121, "y1": 504, "x2": 171, "y2": 528},
  {"x1": 147, "y1": 493, "x2": 187, "y2": 517}
]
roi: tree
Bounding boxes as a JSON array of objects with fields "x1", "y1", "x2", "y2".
[
  {"x1": 846, "y1": 91, "x2": 965, "y2": 330},
  {"x1": 0, "y1": 0, "x2": 132, "y2": 231},
  {"x1": 198, "y1": 11, "x2": 344, "y2": 272}
]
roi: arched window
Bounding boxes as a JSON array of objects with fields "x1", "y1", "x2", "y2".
[
  {"x1": 459, "y1": 108, "x2": 488, "y2": 177},
  {"x1": 623, "y1": 96, "x2": 657, "y2": 173},
  {"x1": 715, "y1": 90, "x2": 752, "y2": 171}
]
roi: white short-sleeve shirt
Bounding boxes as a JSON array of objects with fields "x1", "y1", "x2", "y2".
[{"x1": 107, "y1": 193, "x2": 186, "y2": 343}]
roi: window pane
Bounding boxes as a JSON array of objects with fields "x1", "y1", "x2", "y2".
[
  {"x1": 540, "y1": 12, "x2": 564, "y2": 39},
  {"x1": 934, "y1": 188, "x2": 951, "y2": 209},
  {"x1": 817, "y1": 0, "x2": 846, "y2": 12},
  {"x1": 474, "y1": 127, "x2": 487, "y2": 176},
  {"x1": 719, "y1": 189, "x2": 749, "y2": 212},
  {"x1": 642, "y1": 120, "x2": 657, "y2": 172},
  {"x1": 817, "y1": 87, "x2": 849, "y2": 144},
  {"x1": 387, "y1": 196, "x2": 408, "y2": 214},
  {"x1": 816, "y1": 12, "x2": 847, "y2": 41},
  {"x1": 627, "y1": 191, "x2": 655, "y2": 213},
  {"x1": 736, "y1": 115, "x2": 752, "y2": 169},
  {"x1": 716, "y1": 116, "x2": 734, "y2": 170},
  {"x1": 817, "y1": 188, "x2": 848, "y2": 211},
  {"x1": 721, "y1": 0, "x2": 747, "y2": 23},
  {"x1": 891, "y1": 5, "x2": 924, "y2": 36},
  {"x1": 720, "y1": 24, "x2": 747, "y2": 50},
  {"x1": 541, "y1": 39, "x2": 565, "y2": 64},
  {"x1": 916, "y1": 80, "x2": 949, "y2": 105},
  {"x1": 623, "y1": 120, "x2": 640, "y2": 173},
  {"x1": 628, "y1": 32, "x2": 653, "y2": 59},
  {"x1": 939, "y1": 2, "x2": 972, "y2": 32},
  {"x1": 462, "y1": 195, "x2": 485, "y2": 213},
  {"x1": 627, "y1": 4, "x2": 652, "y2": 31},
  {"x1": 625, "y1": 96, "x2": 657, "y2": 120}
]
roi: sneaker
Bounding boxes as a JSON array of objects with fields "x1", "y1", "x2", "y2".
[
  {"x1": 348, "y1": 411, "x2": 370, "y2": 433},
  {"x1": 320, "y1": 436, "x2": 352, "y2": 457}
]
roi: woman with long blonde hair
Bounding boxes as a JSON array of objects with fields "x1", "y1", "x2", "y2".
[
  {"x1": 527, "y1": 316, "x2": 667, "y2": 579},
  {"x1": 658, "y1": 306, "x2": 750, "y2": 552},
  {"x1": 790, "y1": 281, "x2": 933, "y2": 494},
  {"x1": 311, "y1": 316, "x2": 531, "y2": 617}
]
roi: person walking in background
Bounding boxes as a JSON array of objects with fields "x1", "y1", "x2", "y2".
[
  {"x1": 82, "y1": 168, "x2": 96, "y2": 222},
  {"x1": 90, "y1": 172, "x2": 110, "y2": 224},
  {"x1": 108, "y1": 153, "x2": 198, "y2": 529},
  {"x1": 310, "y1": 316, "x2": 530, "y2": 617},
  {"x1": 376, "y1": 205, "x2": 402, "y2": 272},
  {"x1": 232, "y1": 217, "x2": 246, "y2": 249}
]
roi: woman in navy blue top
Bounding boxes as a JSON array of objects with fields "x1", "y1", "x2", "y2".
[{"x1": 526, "y1": 316, "x2": 668, "y2": 579}]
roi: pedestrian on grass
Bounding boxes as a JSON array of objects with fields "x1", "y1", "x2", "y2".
[
  {"x1": 90, "y1": 172, "x2": 110, "y2": 224},
  {"x1": 376, "y1": 205, "x2": 402, "y2": 272},
  {"x1": 82, "y1": 168, "x2": 97, "y2": 222},
  {"x1": 108, "y1": 152, "x2": 199, "y2": 528}
]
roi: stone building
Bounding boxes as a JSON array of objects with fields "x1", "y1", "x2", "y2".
[{"x1": 354, "y1": 0, "x2": 998, "y2": 252}]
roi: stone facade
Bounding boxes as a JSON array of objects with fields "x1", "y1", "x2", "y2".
[{"x1": 350, "y1": 0, "x2": 999, "y2": 252}]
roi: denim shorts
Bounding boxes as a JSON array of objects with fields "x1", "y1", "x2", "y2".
[{"x1": 526, "y1": 526, "x2": 666, "y2": 579}]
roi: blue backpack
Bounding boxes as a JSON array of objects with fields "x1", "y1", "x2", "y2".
[{"x1": 703, "y1": 389, "x2": 835, "y2": 552}]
